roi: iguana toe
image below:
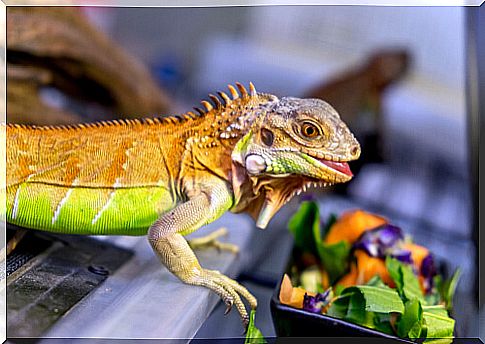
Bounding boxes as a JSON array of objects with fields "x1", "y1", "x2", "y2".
[{"x1": 192, "y1": 269, "x2": 256, "y2": 326}]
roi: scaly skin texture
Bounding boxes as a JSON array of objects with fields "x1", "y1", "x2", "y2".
[{"x1": 3, "y1": 82, "x2": 360, "y2": 326}]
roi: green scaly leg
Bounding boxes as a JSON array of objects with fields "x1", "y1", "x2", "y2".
[{"x1": 148, "y1": 181, "x2": 256, "y2": 327}]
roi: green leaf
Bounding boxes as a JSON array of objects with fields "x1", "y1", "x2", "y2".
[
  {"x1": 386, "y1": 256, "x2": 402, "y2": 288},
  {"x1": 245, "y1": 310, "x2": 267, "y2": 344},
  {"x1": 442, "y1": 269, "x2": 460, "y2": 311},
  {"x1": 425, "y1": 275, "x2": 444, "y2": 305},
  {"x1": 366, "y1": 275, "x2": 386, "y2": 288},
  {"x1": 334, "y1": 284, "x2": 345, "y2": 296},
  {"x1": 342, "y1": 285, "x2": 405, "y2": 314},
  {"x1": 374, "y1": 313, "x2": 396, "y2": 336},
  {"x1": 386, "y1": 257, "x2": 424, "y2": 303},
  {"x1": 422, "y1": 308, "x2": 455, "y2": 340},
  {"x1": 397, "y1": 298, "x2": 423, "y2": 339},
  {"x1": 316, "y1": 240, "x2": 351, "y2": 283},
  {"x1": 422, "y1": 305, "x2": 449, "y2": 317},
  {"x1": 288, "y1": 201, "x2": 320, "y2": 255},
  {"x1": 346, "y1": 292, "x2": 376, "y2": 328},
  {"x1": 327, "y1": 293, "x2": 352, "y2": 318},
  {"x1": 401, "y1": 264, "x2": 424, "y2": 302},
  {"x1": 328, "y1": 286, "x2": 403, "y2": 334},
  {"x1": 289, "y1": 202, "x2": 350, "y2": 283},
  {"x1": 423, "y1": 339, "x2": 453, "y2": 344}
]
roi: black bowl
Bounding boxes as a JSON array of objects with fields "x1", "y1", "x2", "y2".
[{"x1": 270, "y1": 276, "x2": 413, "y2": 342}]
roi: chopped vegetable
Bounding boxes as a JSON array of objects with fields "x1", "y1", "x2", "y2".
[
  {"x1": 288, "y1": 201, "x2": 320, "y2": 256},
  {"x1": 420, "y1": 254, "x2": 438, "y2": 293},
  {"x1": 353, "y1": 224, "x2": 415, "y2": 265},
  {"x1": 397, "y1": 298, "x2": 424, "y2": 339},
  {"x1": 279, "y1": 274, "x2": 314, "y2": 308},
  {"x1": 353, "y1": 224, "x2": 403, "y2": 257},
  {"x1": 386, "y1": 256, "x2": 424, "y2": 302},
  {"x1": 317, "y1": 240, "x2": 351, "y2": 283},
  {"x1": 300, "y1": 266, "x2": 323, "y2": 293},
  {"x1": 355, "y1": 250, "x2": 394, "y2": 286},
  {"x1": 422, "y1": 305, "x2": 455, "y2": 340},
  {"x1": 324, "y1": 209, "x2": 387, "y2": 245},
  {"x1": 328, "y1": 285, "x2": 404, "y2": 334},
  {"x1": 402, "y1": 242, "x2": 430, "y2": 270},
  {"x1": 303, "y1": 288, "x2": 333, "y2": 314},
  {"x1": 245, "y1": 310, "x2": 266, "y2": 344},
  {"x1": 336, "y1": 262, "x2": 358, "y2": 288},
  {"x1": 284, "y1": 203, "x2": 459, "y2": 341},
  {"x1": 288, "y1": 201, "x2": 351, "y2": 283},
  {"x1": 441, "y1": 269, "x2": 461, "y2": 312}
]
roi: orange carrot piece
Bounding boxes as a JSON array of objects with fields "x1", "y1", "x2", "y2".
[
  {"x1": 336, "y1": 262, "x2": 358, "y2": 288},
  {"x1": 321, "y1": 269, "x2": 330, "y2": 290},
  {"x1": 279, "y1": 274, "x2": 315, "y2": 309},
  {"x1": 355, "y1": 250, "x2": 395, "y2": 287},
  {"x1": 402, "y1": 242, "x2": 429, "y2": 270},
  {"x1": 325, "y1": 209, "x2": 387, "y2": 245}
]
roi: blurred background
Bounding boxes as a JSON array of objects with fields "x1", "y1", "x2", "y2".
[{"x1": 6, "y1": 5, "x2": 480, "y2": 340}]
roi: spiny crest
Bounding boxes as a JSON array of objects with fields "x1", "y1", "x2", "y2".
[
  {"x1": 6, "y1": 82, "x2": 259, "y2": 131},
  {"x1": 6, "y1": 117, "x2": 167, "y2": 131},
  {"x1": 193, "y1": 82, "x2": 258, "y2": 116}
]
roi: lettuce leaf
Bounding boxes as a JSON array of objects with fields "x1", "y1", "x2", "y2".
[
  {"x1": 327, "y1": 285, "x2": 404, "y2": 336},
  {"x1": 441, "y1": 269, "x2": 461, "y2": 311},
  {"x1": 386, "y1": 256, "x2": 424, "y2": 303},
  {"x1": 397, "y1": 298, "x2": 423, "y2": 339},
  {"x1": 245, "y1": 310, "x2": 266, "y2": 344},
  {"x1": 288, "y1": 202, "x2": 349, "y2": 283},
  {"x1": 317, "y1": 240, "x2": 351, "y2": 284},
  {"x1": 288, "y1": 201, "x2": 320, "y2": 256},
  {"x1": 422, "y1": 305, "x2": 455, "y2": 340}
]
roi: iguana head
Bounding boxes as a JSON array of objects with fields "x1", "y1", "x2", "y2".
[{"x1": 230, "y1": 85, "x2": 360, "y2": 228}]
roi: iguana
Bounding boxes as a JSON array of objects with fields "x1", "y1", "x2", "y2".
[{"x1": 2, "y1": 82, "x2": 360, "y2": 326}]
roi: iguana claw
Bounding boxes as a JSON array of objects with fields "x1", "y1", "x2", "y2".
[
  {"x1": 224, "y1": 302, "x2": 233, "y2": 315},
  {"x1": 242, "y1": 315, "x2": 250, "y2": 332},
  {"x1": 193, "y1": 268, "x2": 257, "y2": 325}
]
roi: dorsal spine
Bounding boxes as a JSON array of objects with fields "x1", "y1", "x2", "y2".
[{"x1": 5, "y1": 82, "x2": 259, "y2": 132}]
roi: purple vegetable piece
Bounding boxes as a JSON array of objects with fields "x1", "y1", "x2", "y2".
[
  {"x1": 303, "y1": 293, "x2": 322, "y2": 313},
  {"x1": 421, "y1": 254, "x2": 437, "y2": 277},
  {"x1": 302, "y1": 289, "x2": 332, "y2": 314},
  {"x1": 353, "y1": 224, "x2": 404, "y2": 258},
  {"x1": 420, "y1": 254, "x2": 437, "y2": 293},
  {"x1": 377, "y1": 224, "x2": 403, "y2": 247},
  {"x1": 353, "y1": 231, "x2": 380, "y2": 257},
  {"x1": 390, "y1": 249, "x2": 413, "y2": 264}
]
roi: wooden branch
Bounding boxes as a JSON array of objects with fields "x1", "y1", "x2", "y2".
[{"x1": 7, "y1": 7, "x2": 171, "y2": 125}]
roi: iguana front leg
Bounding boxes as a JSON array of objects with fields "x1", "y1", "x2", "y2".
[{"x1": 147, "y1": 182, "x2": 257, "y2": 326}]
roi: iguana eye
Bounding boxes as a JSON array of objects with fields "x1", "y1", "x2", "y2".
[
  {"x1": 261, "y1": 128, "x2": 274, "y2": 146},
  {"x1": 301, "y1": 122, "x2": 320, "y2": 138}
]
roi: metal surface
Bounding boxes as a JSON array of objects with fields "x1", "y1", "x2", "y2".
[
  {"x1": 465, "y1": 4, "x2": 484, "y2": 310},
  {"x1": 7, "y1": 232, "x2": 133, "y2": 338},
  {"x1": 6, "y1": 231, "x2": 52, "y2": 277},
  {"x1": 36, "y1": 212, "x2": 254, "y2": 340}
]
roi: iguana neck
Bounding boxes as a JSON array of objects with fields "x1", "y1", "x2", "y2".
[{"x1": 177, "y1": 89, "x2": 279, "y2": 189}]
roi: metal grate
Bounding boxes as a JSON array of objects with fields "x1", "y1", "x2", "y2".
[
  {"x1": 6, "y1": 229, "x2": 52, "y2": 277},
  {"x1": 7, "y1": 230, "x2": 133, "y2": 338}
]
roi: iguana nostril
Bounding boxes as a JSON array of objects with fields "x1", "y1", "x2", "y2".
[{"x1": 350, "y1": 145, "x2": 360, "y2": 158}]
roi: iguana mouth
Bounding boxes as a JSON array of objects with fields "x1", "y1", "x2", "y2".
[
  {"x1": 319, "y1": 159, "x2": 353, "y2": 177},
  {"x1": 303, "y1": 152, "x2": 354, "y2": 178}
]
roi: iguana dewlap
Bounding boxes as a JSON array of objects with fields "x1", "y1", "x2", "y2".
[{"x1": 3, "y1": 82, "x2": 360, "y2": 326}]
